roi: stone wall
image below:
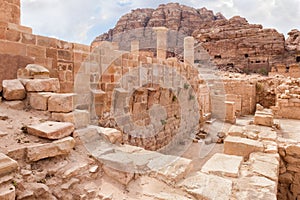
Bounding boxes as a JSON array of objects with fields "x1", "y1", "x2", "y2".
[
  {"x1": 269, "y1": 63, "x2": 300, "y2": 78},
  {"x1": 272, "y1": 77, "x2": 300, "y2": 119},
  {"x1": 278, "y1": 140, "x2": 300, "y2": 200},
  {"x1": 0, "y1": 0, "x2": 90, "y2": 92}
]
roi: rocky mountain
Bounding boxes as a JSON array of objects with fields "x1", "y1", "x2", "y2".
[
  {"x1": 92, "y1": 3, "x2": 300, "y2": 74},
  {"x1": 93, "y1": 3, "x2": 225, "y2": 43}
]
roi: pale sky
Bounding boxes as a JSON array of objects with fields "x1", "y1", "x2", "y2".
[{"x1": 21, "y1": 0, "x2": 300, "y2": 45}]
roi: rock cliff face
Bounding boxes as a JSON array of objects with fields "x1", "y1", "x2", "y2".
[
  {"x1": 92, "y1": 3, "x2": 300, "y2": 74},
  {"x1": 93, "y1": 3, "x2": 225, "y2": 42}
]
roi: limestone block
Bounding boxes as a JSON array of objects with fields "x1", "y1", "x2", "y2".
[
  {"x1": 0, "y1": 153, "x2": 18, "y2": 176},
  {"x1": 26, "y1": 136, "x2": 75, "y2": 162},
  {"x1": 28, "y1": 92, "x2": 53, "y2": 111},
  {"x1": 62, "y1": 162, "x2": 89, "y2": 179},
  {"x1": 24, "y1": 78, "x2": 60, "y2": 92},
  {"x1": 2, "y1": 79, "x2": 25, "y2": 100},
  {"x1": 224, "y1": 136, "x2": 264, "y2": 160},
  {"x1": 227, "y1": 125, "x2": 244, "y2": 137},
  {"x1": 17, "y1": 64, "x2": 50, "y2": 79},
  {"x1": 102, "y1": 165, "x2": 134, "y2": 185},
  {"x1": 178, "y1": 172, "x2": 233, "y2": 200},
  {"x1": 97, "y1": 127, "x2": 122, "y2": 144},
  {"x1": 0, "y1": 185, "x2": 15, "y2": 200},
  {"x1": 48, "y1": 93, "x2": 75, "y2": 113},
  {"x1": 27, "y1": 121, "x2": 75, "y2": 139},
  {"x1": 51, "y1": 110, "x2": 90, "y2": 129},
  {"x1": 201, "y1": 153, "x2": 243, "y2": 178}
]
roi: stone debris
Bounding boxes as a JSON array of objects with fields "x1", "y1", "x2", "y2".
[
  {"x1": 254, "y1": 109, "x2": 274, "y2": 127},
  {"x1": 97, "y1": 127, "x2": 122, "y2": 144},
  {"x1": 0, "y1": 153, "x2": 18, "y2": 176},
  {"x1": 2, "y1": 79, "x2": 26, "y2": 100},
  {"x1": 27, "y1": 121, "x2": 75, "y2": 140},
  {"x1": 3, "y1": 100, "x2": 25, "y2": 110},
  {"x1": 26, "y1": 136, "x2": 75, "y2": 161},
  {"x1": 201, "y1": 153, "x2": 243, "y2": 178},
  {"x1": 0, "y1": 184, "x2": 15, "y2": 200}
]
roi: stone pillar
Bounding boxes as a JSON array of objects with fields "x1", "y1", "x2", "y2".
[
  {"x1": 184, "y1": 36, "x2": 195, "y2": 65},
  {"x1": 131, "y1": 40, "x2": 139, "y2": 54},
  {"x1": 153, "y1": 27, "x2": 168, "y2": 60},
  {"x1": 225, "y1": 101, "x2": 236, "y2": 124},
  {"x1": 0, "y1": 0, "x2": 20, "y2": 24}
]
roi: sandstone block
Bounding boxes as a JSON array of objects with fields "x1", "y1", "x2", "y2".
[
  {"x1": 51, "y1": 110, "x2": 90, "y2": 129},
  {"x1": 0, "y1": 184, "x2": 15, "y2": 200},
  {"x1": 201, "y1": 153, "x2": 243, "y2": 178},
  {"x1": 97, "y1": 127, "x2": 122, "y2": 144},
  {"x1": 48, "y1": 93, "x2": 75, "y2": 113},
  {"x1": 102, "y1": 165, "x2": 134, "y2": 185},
  {"x1": 27, "y1": 121, "x2": 75, "y2": 139},
  {"x1": 28, "y1": 92, "x2": 53, "y2": 111},
  {"x1": 254, "y1": 110, "x2": 274, "y2": 127},
  {"x1": 24, "y1": 78, "x2": 60, "y2": 92},
  {"x1": 2, "y1": 79, "x2": 25, "y2": 100},
  {"x1": 286, "y1": 144, "x2": 300, "y2": 157},
  {"x1": 224, "y1": 136, "x2": 264, "y2": 160},
  {"x1": 26, "y1": 136, "x2": 75, "y2": 162},
  {"x1": 0, "y1": 153, "x2": 18, "y2": 176},
  {"x1": 17, "y1": 64, "x2": 50, "y2": 79},
  {"x1": 178, "y1": 172, "x2": 233, "y2": 200},
  {"x1": 3, "y1": 100, "x2": 24, "y2": 110}
]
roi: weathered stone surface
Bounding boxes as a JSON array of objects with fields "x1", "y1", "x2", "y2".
[
  {"x1": 28, "y1": 92, "x2": 53, "y2": 111},
  {"x1": 26, "y1": 136, "x2": 75, "y2": 161},
  {"x1": 24, "y1": 78, "x2": 60, "y2": 92},
  {"x1": 286, "y1": 144, "x2": 300, "y2": 156},
  {"x1": 0, "y1": 184, "x2": 15, "y2": 200},
  {"x1": 102, "y1": 165, "x2": 134, "y2": 185},
  {"x1": 17, "y1": 64, "x2": 50, "y2": 79},
  {"x1": 51, "y1": 110, "x2": 90, "y2": 129},
  {"x1": 0, "y1": 153, "x2": 18, "y2": 176},
  {"x1": 148, "y1": 156, "x2": 193, "y2": 184},
  {"x1": 48, "y1": 93, "x2": 75, "y2": 113},
  {"x1": 3, "y1": 100, "x2": 25, "y2": 110},
  {"x1": 254, "y1": 111, "x2": 274, "y2": 127},
  {"x1": 178, "y1": 172, "x2": 233, "y2": 200},
  {"x1": 27, "y1": 121, "x2": 75, "y2": 139},
  {"x1": 2, "y1": 79, "x2": 25, "y2": 100},
  {"x1": 201, "y1": 153, "x2": 243, "y2": 178},
  {"x1": 224, "y1": 136, "x2": 264, "y2": 160},
  {"x1": 97, "y1": 127, "x2": 122, "y2": 144},
  {"x1": 249, "y1": 152, "x2": 279, "y2": 181},
  {"x1": 227, "y1": 125, "x2": 244, "y2": 137}
]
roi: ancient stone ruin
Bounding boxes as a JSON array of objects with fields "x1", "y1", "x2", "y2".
[{"x1": 0, "y1": 1, "x2": 300, "y2": 200}]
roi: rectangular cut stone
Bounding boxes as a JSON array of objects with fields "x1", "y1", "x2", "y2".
[
  {"x1": 28, "y1": 92, "x2": 53, "y2": 111},
  {"x1": 24, "y1": 78, "x2": 60, "y2": 92},
  {"x1": 48, "y1": 93, "x2": 75, "y2": 113},
  {"x1": 225, "y1": 101, "x2": 236, "y2": 124},
  {"x1": 2, "y1": 79, "x2": 25, "y2": 100},
  {"x1": 27, "y1": 121, "x2": 75, "y2": 139},
  {"x1": 0, "y1": 154, "x2": 18, "y2": 176},
  {"x1": 228, "y1": 125, "x2": 244, "y2": 137},
  {"x1": 51, "y1": 110, "x2": 90, "y2": 129},
  {"x1": 147, "y1": 156, "x2": 193, "y2": 184},
  {"x1": 17, "y1": 64, "x2": 50, "y2": 79},
  {"x1": 224, "y1": 136, "x2": 264, "y2": 160},
  {"x1": 201, "y1": 153, "x2": 243, "y2": 178},
  {"x1": 97, "y1": 127, "x2": 122, "y2": 144},
  {"x1": 254, "y1": 113, "x2": 274, "y2": 127},
  {"x1": 250, "y1": 158, "x2": 279, "y2": 181},
  {"x1": 178, "y1": 172, "x2": 233, "y2": 200},
  {"x1": 26, "y1": 137, "x2": 75, "y2": 162}
]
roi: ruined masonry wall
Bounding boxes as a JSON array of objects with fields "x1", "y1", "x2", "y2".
[{"x1": 0, "y1": 0, "x2": 91, "y2": 92}]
